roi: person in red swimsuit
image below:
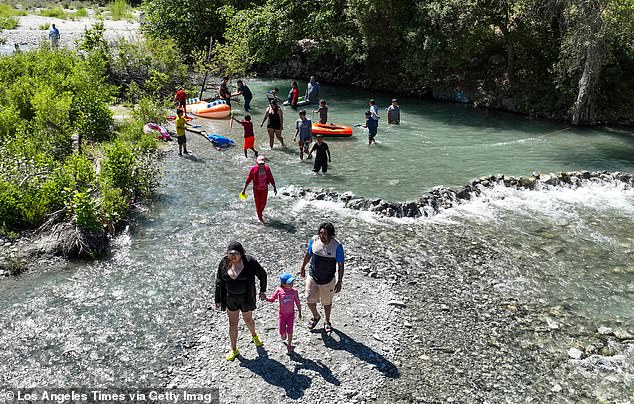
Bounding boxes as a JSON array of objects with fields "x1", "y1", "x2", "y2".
[
  {"x1": 173, "y1": 86, "x2": 187, "y2": 113},
  {"x1": 242, "y1": 156, "x2": 277, "y2": 222}
]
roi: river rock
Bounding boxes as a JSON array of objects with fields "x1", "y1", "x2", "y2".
[
  {"x1": 387, "y1": 300, "x2": 407, "y2": 308},
  {"x1": 567, "y1": 347, "x2": 584, "y2": 360}
]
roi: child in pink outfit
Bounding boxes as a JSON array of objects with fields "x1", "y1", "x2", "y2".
[{"x1": 267, "y1": 273, "x2": 302, "y2": 352}]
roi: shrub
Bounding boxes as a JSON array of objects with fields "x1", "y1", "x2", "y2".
[
  {"x1": 75, "y1": 7, "x2": 89, "y2": 17},
  {"x1": 39, "y1": 7, "x2": 67, "y2": 19},
  {"x1": 108, "y1": 0, "x2": 132, "y2": 21},
  {"x1": 0, "y1": 17, "x2": 19, "y2": 30}
]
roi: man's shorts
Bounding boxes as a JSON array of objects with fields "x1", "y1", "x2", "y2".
[
  {"x1": 306, "y1": 276, "x2": 336, "y2": 305},
  {"x1": 226, "y1": 293, "x2": 255, "y2": 312},
  {"x1": 177, "y1": 135, "x2": 186, "y2": 145}
]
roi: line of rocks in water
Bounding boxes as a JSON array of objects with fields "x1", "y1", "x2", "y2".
[{"x1": 281, "y1": 171, "x2": 634, "y2": 218}]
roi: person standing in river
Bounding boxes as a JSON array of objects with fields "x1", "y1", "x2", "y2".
[
  {"x1": 261, "y1": 100, "x2": 284, "y2": 148},
  {"x1": 288, "y1": 81, "x2": 300, "y2": 110},
  {"x1": 215, "y1": 241, "x2": 267, "y2": 361},
  {"x1": 387, "y1": 99, "x2": 400, "y2": 124},
  {"x1": 313, "y1": 99, "x2": 328, "y2": 124},
  {"x1": 218, "y1": 77, "x2": 232, "y2": 108},
  {"x1": 300, "y1": 222, "x2": 345, "y2": 334},
  {"x1": 294, "y1": 109, "x2": 312, "y2": 160},
  {"x1": 232, "y1": 80, "x2": 253, "y2": 112},
  {"x1": 242, "y1": 156, "x2": 277, "y2": 223},
  {"x1": 306, "y1": 76, "x2": 320, "y2": 104},
  {"x1": 307, "y1": 134, "x2": 331, "y2": 173}
]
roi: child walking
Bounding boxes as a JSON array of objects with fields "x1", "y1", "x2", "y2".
[
  {"x1": 267, "y1": 273, "x2": 302, "y2": 353},
  {"x1": 233, "y1": 114, "x2": 259, "y2": 158},
  {"x1": 313, "y1": 99, "x2": 328, "y2": 124},
  {"x1": 294, "y1": 109, "x2": 312, "y2": 160},
  {"x1": 363, "y1": 110, "x2": 378, "y2": 144},
  {"x1": 307, "y1": 134, "x2": 331, "y2": 173}
]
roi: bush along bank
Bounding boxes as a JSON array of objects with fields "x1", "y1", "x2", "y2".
[{"x1": 0, "y1": 25, "x2": 188, "y2": 275}]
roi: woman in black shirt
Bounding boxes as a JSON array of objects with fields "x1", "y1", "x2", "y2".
[{"x1": 215, "y1": 241, "x2": 267, "y2": 361}]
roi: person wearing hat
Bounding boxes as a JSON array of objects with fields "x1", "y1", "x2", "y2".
[
  {"x1": 299, "y1": 222, "x2": 345, "y2": 334},
  {"x1": 242, "y1": 156, "x2": 277, "y2": 222},
  {"x1": 307, "y1": 134, "x2": 331, "y2": 173},
  {"x1": 387, "y1": 98, "x2": 400, "y2": 124},
  {"x1": 215, "y1": 241, "x2": 268, "y2": 361},
  {"x1": 266, "y1": 273, "x2": 302, "y2": 352}
]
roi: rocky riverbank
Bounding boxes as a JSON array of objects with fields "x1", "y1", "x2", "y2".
[{"x1": 280, "y1": 170, "x2": 634, "y2": 218}]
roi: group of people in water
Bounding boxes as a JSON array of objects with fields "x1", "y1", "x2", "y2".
[
  {"x1": 171, "y1": 78, "x2": 401, "y2": 361},
  {"x1": 172, "y1": 77, "x2": 402, "y2": 223},
  {"x1": 215, "y1": 221, "x2": 345, "y2": 361}
]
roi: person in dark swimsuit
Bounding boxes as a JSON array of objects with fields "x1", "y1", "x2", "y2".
[
  {"x1": 307, "y1": 134, "x2": 331, "y2": 173},
  {"x1": 260, "y1": 100, "x2": 285, "y2": 148},
  {"x1": 215, "y1": 241, "x2": 268, "y2": 361}
]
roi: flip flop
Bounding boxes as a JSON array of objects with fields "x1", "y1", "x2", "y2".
[
  {"x1": 307, "y1": 317, "x2": 321, "y2": 330},
  {"x1": 324, "y1": 322, "x2": 333, "y2": 333}
]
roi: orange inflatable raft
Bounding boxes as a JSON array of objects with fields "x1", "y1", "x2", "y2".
[
  {"x1": 311, "y1": 123, "x2": 353, "y2": 138},
  {"x1": 188, "y1": 99, "x2": 231, "y2": 119}
]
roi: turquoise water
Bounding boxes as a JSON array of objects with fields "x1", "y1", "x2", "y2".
[
  {"x1": 210, "y1": 78, "x2": 634, "y2": 201},
  {"x1": 0, "y1": 78, "x2": 632, "y2": 400}
]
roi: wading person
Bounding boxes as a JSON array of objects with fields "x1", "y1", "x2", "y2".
[
  {"x1": 294, "y1": 109, "x2": 312, "y2": 160},
  {"x1": 218, "y1": 77, "x2": 232, "y2": 108},
  {"x1": 242, "y1": 156, "x2": 277, "y2": 223},
  {"x1": 387, "y1": 98, "x2": 400, "y2": 124},
  {"x1": 299, "y1": 222, "x2": 345, "y2": 334},
  {"x1": 232, "y1": 80, "x2": 253, "y2": 112},
  {"x1": 306, "y1": 76, "x2": 320, "y2": 104},
  {"x1": 215, "y1": 241, "x2": 268, "y2": 361},
  {"x1": 232, "y1": 114, "x2": 258, "y2": 158},
  {"x1": 260, "y1": 100, "x2": 284, "y2": 148},
  {"x1": 307, "y1": 134, "x2": 331, "y2": 173}
]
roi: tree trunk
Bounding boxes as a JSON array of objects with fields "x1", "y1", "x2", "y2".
[{"x1": 572, "y1": 41, "x2": 603, "y2": 126}]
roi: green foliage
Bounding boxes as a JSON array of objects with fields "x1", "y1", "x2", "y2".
[
  {"x1": 108, "y1": 0, "x2": 132, "y2": 21},
  {"x1": 40, "y1": 7, "x2": 68, "y2": 19},
  {"x1": 141, "y1": 0, "x2": 232, "y2": 56},
  {"x1": 75, "y1": 7, "x2": 89, "y2": 17},
  {"x1": 68, "y1": 189, "x2": 101, "y2": 231},
  {"x1": 109, "y1": 36, "x2": 188, "y2": 100},
  {"x1": 100, "y1": 140, "x2": 135, "y2": 197},
  {"x1": 0, "y1": 4, "x2": 27, "y2": 18},
  {"x1": 0, "y1": 31, "x2": 168, "y2": 235},
  {"x1": 131, "y1": 96, "x2": 169, "y2": 125},
  {"x1": 0, "y1": 17, "x2": 19, "y2": 30}
]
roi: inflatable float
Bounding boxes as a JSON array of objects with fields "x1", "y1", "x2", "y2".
[
  {"x1": 188, "y1": 99, "x2": 231, "y2": 119},
  {"x1": 206, "y1": 134, "x2": 235, "y2": 147},
  {"x1": 283, "y1": 96, "x2": 311, "y2": 107},
  {"x1": 143, "y1": 123, "x2": 171, "y2": 141},
  {"x1": 311, "y1": 123, "x2": 353, "y2": 138}
]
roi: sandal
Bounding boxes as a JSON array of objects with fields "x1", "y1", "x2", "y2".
[
  {"x1": 324, "y1": 322, "x2": 333, "y2": 333},
  {"x1": 307, "y1": 317, "x2": 321, "y2": 330}
]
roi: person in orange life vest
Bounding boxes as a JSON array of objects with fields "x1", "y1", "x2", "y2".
[{"x1": 241, "y1": 156, "x2": 277, "y2": 222}]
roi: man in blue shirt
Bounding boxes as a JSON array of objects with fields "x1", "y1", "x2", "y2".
[
  {"x1": 306, "y1": 76, "x2": 320, "y2": 104},
  {"x1": 300, "y1": 222, "x2": 345, "y2": 334},
  {"x1": 49, "y1": 24, "x2": 60, "y2": 49}
]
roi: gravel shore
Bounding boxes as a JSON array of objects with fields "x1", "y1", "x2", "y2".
[{"x1": 1, "y1": 12, "x2": 139, "y2": 53}]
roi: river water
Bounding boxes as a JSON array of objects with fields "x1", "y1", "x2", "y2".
[{"x1": 1, "y1": 78, "x2": 633, "y2": 401}]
